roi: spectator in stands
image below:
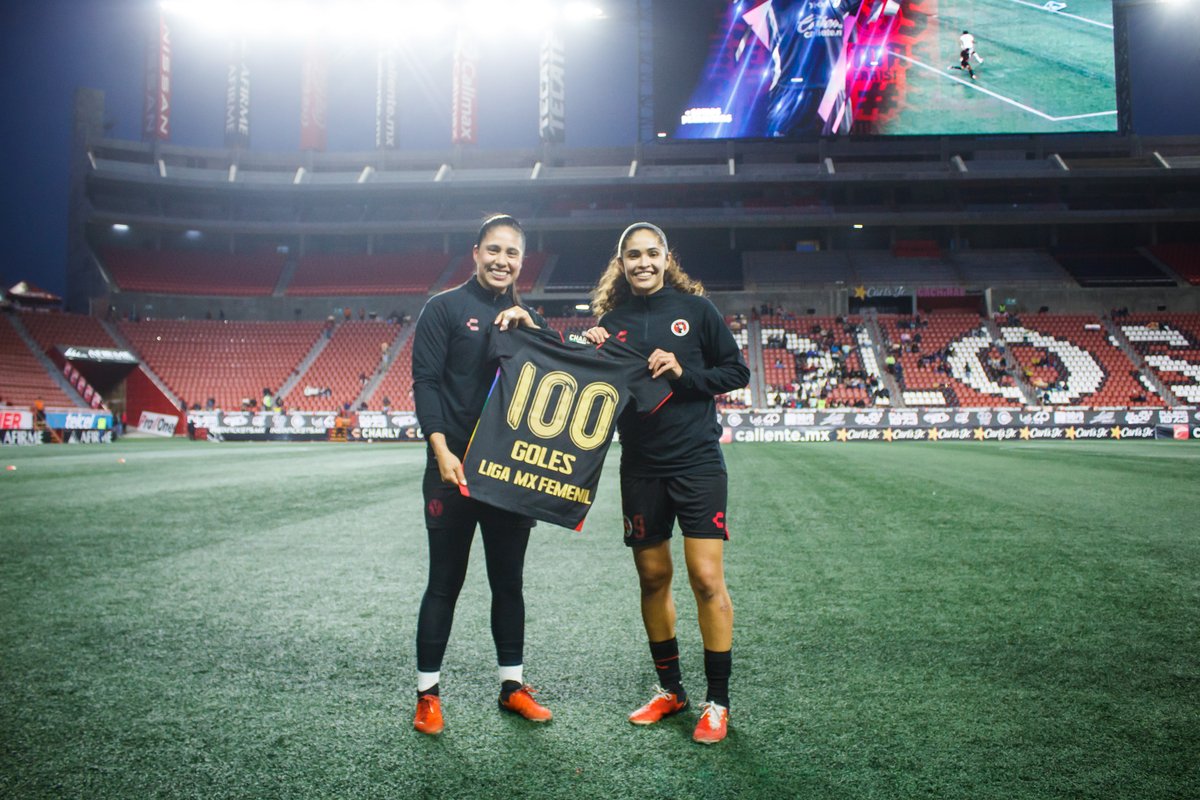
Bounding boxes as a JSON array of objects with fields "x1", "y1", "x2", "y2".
[
  {"x1": 583, "y1": 221, "x2": 749, "y2": 745},
  {"x1": 382, "y1": 396, "x2": 392, "y2": 413},
  {"x1": 410, "y1": 213, "x2": 552, "y2": 736}
]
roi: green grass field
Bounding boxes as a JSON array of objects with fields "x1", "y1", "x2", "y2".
[
  {"x1": 2, "y1": 439, "x2": 1197, "y2": 799},
  {"x1": 888, "y1": 0, "x2": 1118, "y2": 134}
]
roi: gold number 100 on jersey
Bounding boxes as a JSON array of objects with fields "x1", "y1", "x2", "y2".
[{"x1": 506, "y1": 362, "x2": 619, "y2": 450}]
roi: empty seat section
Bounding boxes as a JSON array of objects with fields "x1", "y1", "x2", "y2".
[
  {"x1": 18, "y1": 311, "x2": 120, "y2": 353},
  {"x1": 287, "y1": 252, "x2": 452, "y2": 295},
  {"x1": 1051, "y1": 249, "x2": 1175, "y2": 287},
  {"x1": 371, "y1": 336, "x2": 417, "y2": 412},
  {"x1": 439, "y1": 252, "x2": 551, "y2": 293},
  {"x1": 1148, "y1": 244, "x2": 1200, "y2": 285},
  {"x1": 118, "y1": 320, "x2": 322, "y2": 410},
  {"x1": 1114, "y1": 312, "x2": 1200, "y2": 404},
  {"x1": 285, "y1": 321, "x2": 404, "y2": 411},
  {"x1": 102, "y1": 248, "x2": 284, "y2": 295},
  {"x1": 0, "y1": 316, "x2": 77, "y2": 408}
]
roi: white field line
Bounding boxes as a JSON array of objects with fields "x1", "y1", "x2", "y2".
[
  {"x1": 1004, "y1": 0, "x2": 1114, "y2": 30},
  {"x1": 890, "y1": 51, "x2": 1116, "y2": 122}
]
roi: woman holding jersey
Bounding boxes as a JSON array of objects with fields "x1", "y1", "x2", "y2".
[{"x1": 585, "y1": 222, "x2": 749, "y2": 744}]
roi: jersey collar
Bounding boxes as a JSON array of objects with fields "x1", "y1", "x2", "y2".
[{"x1": 466, "y1": 276, "x2": 516, "y2": 306}]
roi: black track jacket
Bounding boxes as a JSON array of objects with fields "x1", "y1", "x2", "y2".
[
  {"x1": 412, "y1": 278, "x2": 545, "y2": 464},
  {"x1": 599, "y1": 286, "x2": 749, "y2": 476}
]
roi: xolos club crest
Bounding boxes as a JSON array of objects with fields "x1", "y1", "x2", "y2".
[{"x1": 671, "y1": 319, "x2": 690, "y2": 337}]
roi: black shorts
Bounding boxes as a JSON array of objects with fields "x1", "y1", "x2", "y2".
[
  {"x1": 620, "y1": 471, "x2": 729, "y2": 547},
  {"x1": 423, "y1": 468, "x2": 535, "y2": 531}
]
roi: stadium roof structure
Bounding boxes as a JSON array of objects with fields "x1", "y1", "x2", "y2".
[
  {"x1": 6, "y1": 281, "x2": 62, "y2": 305},
  {"x1": 83, "y1": 134, "x2": 1200, "y2": 238}
]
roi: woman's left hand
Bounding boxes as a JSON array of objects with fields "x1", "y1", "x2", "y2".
[
  {"x1": 494, "y1": 307, "x2": 538, "y2": 331},
  {"x1": 648, "y1": 348, "x2": 683, "y2": 380}
]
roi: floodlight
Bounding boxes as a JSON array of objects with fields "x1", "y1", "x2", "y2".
[
  {"x1": 574, "y1": 303, "x2": 590, "y2": 311},
  {"x1": 112, "y1": 224, "x2": 130, "y2": 233},
  {"x1": 564, "y1": 2, "x2": 606, "y2": 21}
]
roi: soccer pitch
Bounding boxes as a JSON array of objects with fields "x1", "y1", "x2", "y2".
[
  {"x1": 887, "y1": 0, "x2": 1118, "y2": 134},
  {"x1": 2, "y1": 439, "x2": 1197, "y2": 799}
]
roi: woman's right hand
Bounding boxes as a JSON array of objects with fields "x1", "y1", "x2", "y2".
[
  {"x1": 429, "y1": 432, "x2": 466, "y2": 486},
  {"x1": 435, "y1": 450, "x2": 466, "y2": 487},
  {"x1": 582, "y1": 326, "x2": 610, "y2": 345}
]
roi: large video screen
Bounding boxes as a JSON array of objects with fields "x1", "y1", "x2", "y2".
[{"x1": 653, "y1": 0, "x2": 1118, "y2": 138}]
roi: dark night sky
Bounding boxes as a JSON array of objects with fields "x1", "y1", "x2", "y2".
[{"x1": 1, "y1": 1, "x2": 1197, "y2": 300}]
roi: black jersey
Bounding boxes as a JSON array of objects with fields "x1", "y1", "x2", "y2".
[
  {"x1": 599, "y1": 286, "x2": 749, "y2": 476},
  {"x1": 412, "y1": 278, "x2": 546, "y2": 463},
  {"x1": 460, "y1": 327, "x2": 672, "y2": 530}
]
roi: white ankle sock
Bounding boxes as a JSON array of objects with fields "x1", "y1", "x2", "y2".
[
  {"x1": 417, "y1": 671, "x2": 440, "y2": 693},
  {"x1": 498, "y1": 664, "x2": 523, "y2": 686}
]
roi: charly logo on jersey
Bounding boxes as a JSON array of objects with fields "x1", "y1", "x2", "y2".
[
  {"x1": 671, "y1": 319, "x2": 690, "y2": 337},
  {"x1": 466, "y1": 317, "x2": 480, "y2": 331}
]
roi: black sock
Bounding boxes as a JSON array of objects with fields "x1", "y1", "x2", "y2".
[
  {"x1": 418, "y1": 683, "x2": 440, "y2": 698},
  {"x1": 649, "y1": 637, "x2": 685, "y2": 698},
  {"x1": 704, "y1": 649, "x2": 731, "y2": 708},
  {"x1": 500, "y1": 679, "x2": 523, "y2": 700}
]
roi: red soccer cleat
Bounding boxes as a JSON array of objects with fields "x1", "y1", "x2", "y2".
[
  {"x1": 413, "y1": 693, "x2": 444, "y2": 735},
  {"x1": 692, "y1": 701, "x2": 729, "y2": 745},
  {"x1": 498, "y1": 685, "x2": 553, "y2": 722},
  {"x1": 628, "y1": 686, "x2": 689, "y2": 725}
]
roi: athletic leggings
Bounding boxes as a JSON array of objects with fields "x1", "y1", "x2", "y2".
[{"x1": 415, "y1": 520, "x2": 531, "y2": 672}]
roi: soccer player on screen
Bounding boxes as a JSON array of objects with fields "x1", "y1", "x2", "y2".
[
  {"x1": 951, "y1": 30, "x2": 979, "y2": 80},
  {"x1": 409, "y1": 214, "x2": 552, "y2": 735},
  {"x1": 584, "y1": 223, "x2": 750, "y2": 744}
]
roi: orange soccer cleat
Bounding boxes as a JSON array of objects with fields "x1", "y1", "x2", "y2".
[
  {"x1": 498, "y1": 685, "x2": 553, "y2": 722},
  {"x1": 692, "y1": 701, "x2": 729, "y2": 745},
  {"x1": 413, "y1": 693, "x2": 444, "y2": 735},
  {"x1": 628, "y1": 686, "x2": 689, "y2": 725}
]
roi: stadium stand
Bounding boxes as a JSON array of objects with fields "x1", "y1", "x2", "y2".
[
  {"x1": 0, "y1": 315, "x2": 77, "y2": 408},
  {"x1": 998, "y1": 314, "x2": 1164, "y2": 407},
  {"x1": 950, "y1": 249, "x2": 1075, "y2": 285},
  {"x1": 18, "y1": 309, "x2": 121, "y2": 352},
  {"x1": 369, "y1": 336, "x2": 416, "y2": 412},
  {"x1": 438, "y1": 252, "x2": 551, "y2": 294},
  {"x1": 1050, "y1": 249, "x2": 1176, "y2": 288},
  {"x1": 118, "y1": 320, "x2": 322, "y2": 411},
  {"x1": 539, "y1": 254, "x2": 605, "y2": 291},
  {"x1": 1116, "y1": 312, "x2": 1200, "y2": 404},
  {"x1": 286, "y1": 252, "x2": 454, "y2": 296},
  {"x1": 877, "y1": 313, "x2": 1024, "y2": 407},
  {"x1": 852, "y1": 251, "x2": 960, "y2": 286},
  {"x1": 743, "y1": 251, "x2": 852, "y2": 287},
  {"x1": 283, "y1": 321, "x2": 404, "y2": 411},
  {"x1": 101, "y1": 247, "x2": 286, "y2": 296},
  {"x1": 543, "y1": 315, "x2": 597, "y2": 340},
  {"x1": 761, "y1": 315, "x2": 880, "y2": 408},
  {"x1": 1147, "y1": 244, "x2": 1200, "y2": 286},
  {"x1": 744, "y1": 250, "x2": 965, "y2": 289}
]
